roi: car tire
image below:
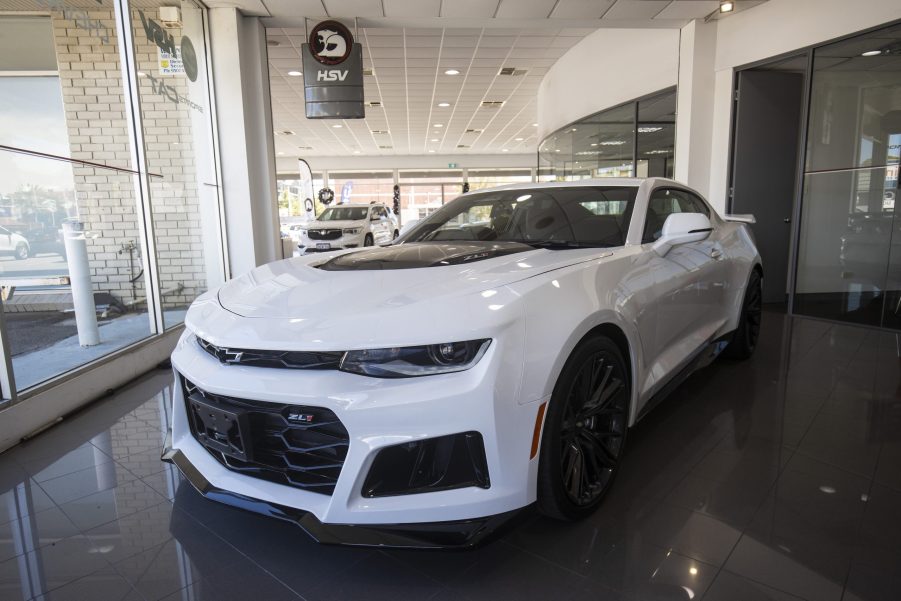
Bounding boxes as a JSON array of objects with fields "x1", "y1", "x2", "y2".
[
  {"x1": 14, "y1": 243, "x2": 28, "y2": 260},
  {"x1": 723, "y1": 268, "x2": 762, "y2": 360},
  {"x1": 537, "y1": 334, "x2": 630, "y2": 521},
  {"x1": 363, "y1": 234, "x2": 374, "y2": 247},
  {"x1": 393, "y1": 230, "x2": 399, "y2": 240}
]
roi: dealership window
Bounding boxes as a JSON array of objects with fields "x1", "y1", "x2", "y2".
[
  {"x1": 327, "y1": 171, "x2": 394, "y2": 206},
  {"x1": 538, "y1": 88, "x2": 676, "y2": 181},
  {"x1": 398, "y1": 170, "x2": 463, "y2": 225},
  {"x1": 467, "y1": 169, "x2": 533, "y2": 191},
  {"x1": 0, "y1": 1, "x2": 224, "y2": 396}
]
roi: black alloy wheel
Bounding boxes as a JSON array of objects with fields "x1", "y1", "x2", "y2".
[
  {"x1": 723, "y1": 269, "x2": 762, "y2": 360},
  {"x1": 538, "y1": 335, "x2": 629, "y2": 520}
]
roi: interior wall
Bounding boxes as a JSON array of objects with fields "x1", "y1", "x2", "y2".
[{"x1": 536, "y1": 28, "x2": 680, "y2": 143}]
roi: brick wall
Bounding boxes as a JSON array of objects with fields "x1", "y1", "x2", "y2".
[{"x1": 51, "y1": 7, "x2": 210, "y2": 313}]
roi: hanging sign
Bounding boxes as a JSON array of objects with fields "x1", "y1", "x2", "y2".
[{"x1": 302, "y1": 20, "x2": 365, "y2": 119}]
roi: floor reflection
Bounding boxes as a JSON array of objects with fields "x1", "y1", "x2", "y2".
[{"x1": 0, "y1": 309, "x2": 897, "y2": 600}]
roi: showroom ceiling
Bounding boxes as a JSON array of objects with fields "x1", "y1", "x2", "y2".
[{"x1": 252, "y1": 0, "x2": 769, "y2": 158}]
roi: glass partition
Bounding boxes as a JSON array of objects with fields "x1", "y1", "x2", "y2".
[
  {"x1": 467, "y1": 169, "x2": 533, "y2": 191},
  {"x1": 398, "y1": 170, "x2": 463, "y2": 224},
  {"x1": 538, "y1": 88, "x2": 675, "y2": 181},
  {"x1": 793, "y1": 23, "x2": 901, "y2": 329}
]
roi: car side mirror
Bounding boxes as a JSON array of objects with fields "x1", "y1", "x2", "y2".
[{"x1": 652, "y1": 213, "x2": 712, "y2": 256}]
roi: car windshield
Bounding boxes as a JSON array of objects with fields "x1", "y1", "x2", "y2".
[
  {"x1": 317, "y1": 207, "x2": 369, "y2": 221},
  {"x1": 403, "y1": 186, "x2": 638, "y2": 248}
]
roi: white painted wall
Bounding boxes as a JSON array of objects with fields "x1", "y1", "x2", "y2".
[{"x1": 536, "y1": 28, "x2": 680, "y2": 142}]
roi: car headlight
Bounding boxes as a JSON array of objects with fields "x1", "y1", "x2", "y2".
[
  {"x1": 300, "y1": 229, "x2": 307, "y2": 236},
  {"x1": 342, "y1": 228, "x2": 361, "y2": 235},
  {"x1": 339, "y1": 339, "x2": 491, "y2": 378}
]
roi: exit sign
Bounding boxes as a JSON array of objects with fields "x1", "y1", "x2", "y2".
[{"x1": 448, "y1": 163, "x2": 458, "y2": 168}]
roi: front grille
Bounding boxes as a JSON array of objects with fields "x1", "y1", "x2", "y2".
[
  {"x1": 307, "y1": 229, "x2": 343, "y2": 240},
  {"x1": 197, "y1": 338, "x2": 343, "y2": 370},
  {"x1": 182, "y1": 378, "x2": 349, "y2": 495}
]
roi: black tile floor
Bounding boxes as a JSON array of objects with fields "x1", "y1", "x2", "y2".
[{"x1": 1, "y1": 308, "x2": 899, "y2": 600}]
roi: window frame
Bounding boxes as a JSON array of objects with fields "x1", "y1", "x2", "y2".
[{"x1": 641, "y1": 186, "x2": 714, "y2": 244}]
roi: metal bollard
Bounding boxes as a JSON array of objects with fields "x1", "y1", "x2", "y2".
[{"x1": 62, "y1": 220, "x2": 100, "y2": 347}]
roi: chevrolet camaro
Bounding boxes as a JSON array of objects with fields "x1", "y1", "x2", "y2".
[{"x1": 163, "y1": 178, "x2": 762, "y2": 548}]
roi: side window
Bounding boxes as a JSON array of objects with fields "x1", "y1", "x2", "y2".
[{"x1": 642, "y1": 188, "x2": 709, "y2": 243}]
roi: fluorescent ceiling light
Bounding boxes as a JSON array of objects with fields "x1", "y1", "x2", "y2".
[
  {"x1": 515, "y1": 137, "x2": 524, "y2": 141},
  {"x1": 433, "y1": 123, "x2": 444, "y2": 128},
  {"x1": 332, "y1": 124, "x2": 343, "y2": 128},
  {"x1": 444, "y1": 69, "x2": 460, "y2": 75},
  {"x1": 719, "y1": 0, "x2": 734, "y2": 12},
  {"x1": 437, "y1": 102, "x2": 450, "y2": 107}
]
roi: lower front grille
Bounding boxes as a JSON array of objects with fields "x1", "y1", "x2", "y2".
[{"x1": 182, "y1": 377, "x2": 349, "y2": 495}]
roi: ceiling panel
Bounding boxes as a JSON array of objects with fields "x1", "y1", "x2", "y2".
[
  {"x1": 550, "y1": 0, "x2": 616, "y2": 19},
  {"x1": 494, "y1": 0, "x2": 557, "y2": 19},
  {"x1": 441, "y1": 0, "x2": 501, "y2": 18},
  {"x1": 602, "y1": 0, "x2": 671, "y2": 20},
  {"x1": 322, "y1": 0, "x2": 384, "y2": 17},
  {"x1": 654, "y1": 0, "x2": 720, "y2": 20},
  {"x1": 383, "y1": 0, "x2": 442, "y2": 18}
]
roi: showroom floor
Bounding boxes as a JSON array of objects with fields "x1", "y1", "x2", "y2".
[{"x1": 0, "y1": 308, "x2": 898, "y2": 601}]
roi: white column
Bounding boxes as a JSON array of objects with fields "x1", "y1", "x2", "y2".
[
  {"x1": 674, "y1": 19, "x2": 719, "y2": 205},
  {"x1": 208, "y1": 8, "x2": 280, "y2": 276}
]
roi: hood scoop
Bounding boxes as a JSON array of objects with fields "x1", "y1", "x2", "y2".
[{"x1": 316, "y1": 242, "x2": 534, "y2": 271}]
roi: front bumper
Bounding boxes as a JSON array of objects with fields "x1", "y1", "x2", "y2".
[
  {"x1": 162, "y1": 431, "x2": 526, "y2": 549},
  {"x1": 299, "y1": 232, "x2": 363, "y2": 253},
  {"x1": 166, "y1": 330, "x2": 540, "y2": 545}
]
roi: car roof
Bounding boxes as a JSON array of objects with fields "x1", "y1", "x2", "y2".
[
  {"x1": 325, "y1": 203, "x2": 379, "y2": 208},
  {"x1": 464, "y1": 177, "x2": 682, "y2": 193}
]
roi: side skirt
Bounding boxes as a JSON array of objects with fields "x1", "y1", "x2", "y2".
[{"x1": 634, "y1": 331, "x2": 734, "y2": 423}]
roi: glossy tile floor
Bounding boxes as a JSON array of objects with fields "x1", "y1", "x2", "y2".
[{"x1": 1, "y1": 309, "x2": 899, "y2": 601}]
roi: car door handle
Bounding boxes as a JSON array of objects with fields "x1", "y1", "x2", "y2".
[{"x1": 710, "y1": 249, "x2": 723, "y2": 260}]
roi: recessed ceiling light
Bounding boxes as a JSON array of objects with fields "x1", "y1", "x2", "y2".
[
  {"x1": 532, "y1": 123, "x2": 538, "y2": 127},
  {"x1": 332, "y1": 124, "x2": 343, "y2": 128},
  {"x1": 277, "y1": 151, "x2": 284, "y2": 155},
  {"x1": 590, "y1": 143, "x2": 598, "y2": 147},
  {"x1": 433, "y1": 123, "x2": 444, "y2": 128},
  {"x1": 431, "y1": 138, "x2": 439, "y2": 142},
  {"x1": 719, "y1": 0, "x2": 734, "y2": 12},
  {"x1": 437, "y1": 102, "x2": 450, "y2": 107},
  {"x1": 861, "y1": 50, "x2": 882, "y2": 56},
  {"x1": 353, "y1": 150, "x2": 361, "y2": 154},
  {"x1": 287, "y1": 70, "x2": 302, "y2": 77},
  {"x1": 428, "y1": 149, "x2": 435, "y2": 153},
  {"x1": 555, "y1": 149, "x2": 560, "y2": 152},
  {"x1": 571, "y1": 128, "x2": 577, "y2": 132},
  {"x1": 444, "y1": 69, "x2": 460, "y2": 75},
  {"x1": 515, "y1": 137, "x2": 524, "y2": 141},
  {"x1": 502, "y1": 149, "x2": 509, "y2": 152}
]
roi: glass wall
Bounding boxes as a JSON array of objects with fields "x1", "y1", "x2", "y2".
[
  {"x1": 793, "y1": 22, "x2": 901, "y2": 330},
  {"x1": 538, "y1": 88, "x2": 676, "y2": 181},
  {"x1": 398, "y1": 170, "x2": 463, "y2": 224},
  {"x1": 0, "y1": 1, "x2": 224, "y2": 395},
  {"x1": 467, "y1": 168, "x2": 533, "y2": 191}
]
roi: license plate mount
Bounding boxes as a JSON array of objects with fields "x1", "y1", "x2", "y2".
[
  {"x1": 188, "y1": 395, "x2": 252, "y2": 462},
  {"x1": 316, "y1": 242, "x2": 331, "y2": 250}
]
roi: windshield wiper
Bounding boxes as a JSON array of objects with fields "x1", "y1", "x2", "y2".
[{"x1": 518, "y1": 240, "x2": 615, "y2": 250}]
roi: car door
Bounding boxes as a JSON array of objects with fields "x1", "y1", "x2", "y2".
[
  {"x1": 374, "y1": 205, "x2": 391, "y2": 244},
  {"x1": 641, "y1": 187, "x2": 728, "y2": 388},
  {"x1": 0, "y1": 227, "x2": 12, "y2": 252}
]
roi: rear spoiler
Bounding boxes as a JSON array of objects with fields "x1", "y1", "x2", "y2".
[{"x1": 724, "y1": 214, "x2": 756, "y2": 224}]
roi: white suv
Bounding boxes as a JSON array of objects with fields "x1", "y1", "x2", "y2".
[{"x1": 299, "y1": 203, "x2": 399, "y2": 253}]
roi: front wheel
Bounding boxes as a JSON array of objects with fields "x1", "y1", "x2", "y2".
[
  {"x1": 393, "y1": 229, "x2": 399, "y2": 240},
  {"x1": 363, "y1": 233, "x2": 374, "y2": 247},
  {"x1": 537, "y1": 335, "x2": 630, "y2": 521},
  {"x1": 723, "y1": 269, "x2": 762, "y2": 360},
  {"x1": 14, "y1": 243, "x2": 28, "y2": 260}
]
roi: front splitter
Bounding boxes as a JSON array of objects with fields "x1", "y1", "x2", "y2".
[{"x1": 161, "y1": 434, "x2": 527, "y2": 549}]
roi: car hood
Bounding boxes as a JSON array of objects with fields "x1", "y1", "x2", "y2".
[
  {"x1": 306, "y1": 219, "x2": 365, "y2": 230},
  {"x1": 215, "y1": 242, "x2": 609, "y2": 320}
]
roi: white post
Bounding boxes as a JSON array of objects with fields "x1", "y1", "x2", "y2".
[{"x1": 62, "y1": 221, "x2": 100, "y2": 347}]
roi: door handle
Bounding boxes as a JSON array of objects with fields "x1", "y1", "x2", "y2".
[
  {"x1": 784, "y1": 217, "x2": 791, "y2": 223},
  {"x1": 710, "y1": 249, "x2": 723, "y2": 260}
]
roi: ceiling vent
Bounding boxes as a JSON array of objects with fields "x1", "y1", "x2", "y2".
[
  {"x1": 275, "y1": 130, "x2": 295, "y2": 136},
  {"x1": 367, "y1": 101, "x2": 382, "y2": 107},
  {"x1": 370, "y1": 129, "x2": 389, "y2": 134},
  {"x1": 480, "y1": 101, "x2": 505, "y2": 109},
  {"x1": 363, "y1": 68, "x2": 374, "y2": 76},
  {"x1": 499, "y1": 67, "x2": 527, "y2": 76},
  {"x1": 267, "y1": 39, "x2": 280, "y2": 47},
  {"x1": 297, "y1": 146, "x2": 313, "y2": 150},
  {"x1": 464, "y1": 128, "x2": 483, "y2": 134},
  {"x1": 378, "y1": 145, "x2": 393, "y2": 149},
  {"x1": 457, "y1": 144, "x2": 470, "y2": 149}
]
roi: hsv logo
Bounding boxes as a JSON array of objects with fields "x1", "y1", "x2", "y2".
[
  {"x1": 309, "y1": 20, "x2": 353, "y2": 66},
  {"x1": 317, "y1": 70, "x2": 349, "y2": 81}
]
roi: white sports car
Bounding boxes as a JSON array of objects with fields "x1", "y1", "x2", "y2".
[{"x1": 163, "y1": 178, "x2": 762, "y2": 548}]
